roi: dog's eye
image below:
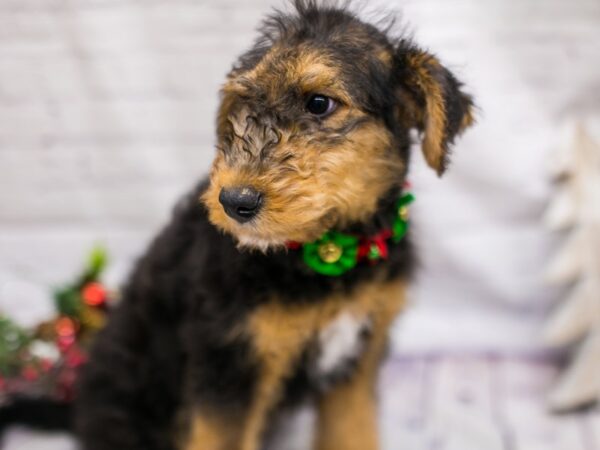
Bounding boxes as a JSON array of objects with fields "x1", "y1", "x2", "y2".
[{"x1": 306, "y1": 94, "x2": 336, "y2": 117}]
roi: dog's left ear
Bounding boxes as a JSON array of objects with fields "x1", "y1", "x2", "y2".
[{"x1": 394, "y1": 43, "x2": 475, "y2": 176}]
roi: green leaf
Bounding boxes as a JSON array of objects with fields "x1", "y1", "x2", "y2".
[
  {"x1": 54, "y1": 286, "x2": 82, "y2": 317},
  {"x1": 329, "y1": 231, "x2": 359, "y2": 248},
  {"x1": 398, "y1": 192, "x2": 415, "y2": 207},
  {"x1": 86, "y1": 246, "x2": 108, "y2": 280},
  {"x1": 0, "y1": 316, "x2": 31, "y2": 375}
]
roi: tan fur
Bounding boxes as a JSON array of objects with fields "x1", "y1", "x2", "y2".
[
  {"x1": 185, "y1": 410, "x2": 239, "y2": 450},
  {"x1": 403, "y1": 51, "x2": 474, "y2": 175},
  {"x1": 460, "y1": 102, "x2": 475, "y2": 131},
  {"x1": 314, "y1": 282, "x2": 405, "y2": 450},
  {"x1": 405, "y1": 52, "x2": 448, "y2": 174},
  {"x1": 240, "y1": 47, "x2": 352, "y2": 106},
  {"x1": 204, "y1": 43, "x2": 410, "y2": 249},
  {"x1": 291, "y1": 53, "x2": 352, "y2": 105},
  {"x1": 245, "y1": 279, "x2": 405, "y2": 450},
  {"x1": 376, "y1": 48, "x2": 393, "y2": 67},
  {"x1": 182, "y1": 280, "x2": 405, "y2": 450},
  {"x1": 203, "y1": 115, "x2": 403, "y2": 249}
]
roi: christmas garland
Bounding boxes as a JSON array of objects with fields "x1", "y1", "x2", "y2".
[{"x1": 0, "y1": 247, "x2": 114, "y2": 403}]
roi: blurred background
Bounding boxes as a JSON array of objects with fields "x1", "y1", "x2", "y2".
[{"x1": 0, "y1": 0, "x2": 599, "y2": 449}]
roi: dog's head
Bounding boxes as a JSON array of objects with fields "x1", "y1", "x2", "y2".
[{"x1": 203, "y1": 0, "x2": 474, "y2": 250}]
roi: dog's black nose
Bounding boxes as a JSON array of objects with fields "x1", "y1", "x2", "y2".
[{"x1": 219, "y1": 187, "x2": 263, "y2": 223}]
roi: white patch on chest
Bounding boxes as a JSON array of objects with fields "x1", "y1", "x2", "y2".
[{"x1": 314, "y1": 312, "x2": 371, "y2": 377}]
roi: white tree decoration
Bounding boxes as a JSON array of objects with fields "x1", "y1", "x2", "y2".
[{"x1": 543, "y1": 121, "x2": 600, "y2": 412}]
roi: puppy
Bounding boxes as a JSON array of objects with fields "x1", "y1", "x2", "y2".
[{"x1": 76, "y1": 1, "x2": 474, "y2": 449}]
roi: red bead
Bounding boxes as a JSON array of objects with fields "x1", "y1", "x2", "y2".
[
  {"x1": 55, "y1": 317, "x2": 76, "y2": 337},
  {"x1": 82, "y1": 282, "x2": 107, "y2": 306},
  {"x1": 21, "y1": 366, "x2": 39, "y2": 381},
  {"x1": 55, "y1": 317, "x2": 77, "y2": 352},
  {"x1": 285, "y1": 241, "x2": 301, "y2": 250},
  {"x1": 40, "y1": 358, "x2": 54, "y2": 372},
  {"x1": 57, "y1": 334, "x2": 76, "y2": 353},
  {"x1": 65, "y1": 346, "x2": 87, "y2": 368}
]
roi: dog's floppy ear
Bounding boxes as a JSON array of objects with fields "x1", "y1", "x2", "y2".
[{"x1": 395, "y1": 43, "x2": 474, "y2": 175}]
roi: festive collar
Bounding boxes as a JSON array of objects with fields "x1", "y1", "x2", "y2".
[{"x1": 286, "y1": 192, "x2": 415, "y2": 276}]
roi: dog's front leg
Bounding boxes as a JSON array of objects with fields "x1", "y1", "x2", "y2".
[
  {"x1": 314, "y1": 282, "x2": 406, "y2": 450},
  {"x1": 313, "y1": 326, "x2": 384, "y2": 450},
  {"x1": 76, "y1": 302, "x2": 183, "y2": 450},
  {"x1": 185, "y1": 365, "x2": 288, "y2": 450},
  {"x1": 184, "y1": 410, "x2": 243, "y2": 450},
  {"x1": 238, "y1": 302, "x2": 318, "y2": 450},
  {"x1": 186, "y1": 302, "x2": 310, "y2": 450}
]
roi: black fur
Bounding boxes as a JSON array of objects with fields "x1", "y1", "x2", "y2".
[{"x1": 0, "y1": 397, "x2": 72, "y2": 433}]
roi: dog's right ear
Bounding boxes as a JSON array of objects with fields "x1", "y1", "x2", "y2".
[{"x1": 394, "y1": 42, "x2": 474, "y2": 176}]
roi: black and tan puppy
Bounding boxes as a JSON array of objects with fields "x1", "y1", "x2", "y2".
[{"x1": 76, "y1": 1, "x2": 474, "y2": 449}]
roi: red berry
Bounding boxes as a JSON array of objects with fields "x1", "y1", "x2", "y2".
[{"x1": 82, "y1": 282, "x2": 106, "y2": 306}]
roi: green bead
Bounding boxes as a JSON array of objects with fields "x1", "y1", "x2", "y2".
[
  {"x1": 368, "y1": 244, "x2": 381, "y2": 260},
  {"x1": 392, "y1": 218, "x2": 408, "y2": 243}
]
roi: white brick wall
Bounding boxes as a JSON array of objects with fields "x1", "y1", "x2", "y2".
[
  {"x1": 0, "y1": 1, "x2": 274, "y2": 294},
  {"x1": 0, "y1": 0, "x2": 599, "y2": 351}
]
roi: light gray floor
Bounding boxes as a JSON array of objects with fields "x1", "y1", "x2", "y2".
[{"x1": 3, "y1": 355, "x2": 598, "y2": 450}]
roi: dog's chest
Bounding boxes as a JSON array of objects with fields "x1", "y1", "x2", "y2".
[
  {"x1": 246, "y1": 281, "x2": 404, "y2": 394},
  {"x1": 308, "y1": 311, "x2": 372, "y2": 384}
]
